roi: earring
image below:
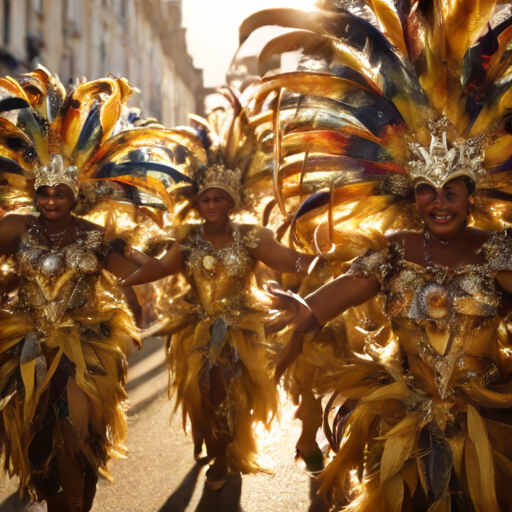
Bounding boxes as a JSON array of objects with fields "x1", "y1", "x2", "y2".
[{"x1": 469, "y1": 196, "x2": 475, "y2": 205}]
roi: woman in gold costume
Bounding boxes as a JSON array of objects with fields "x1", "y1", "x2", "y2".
[
  {"x1": 235, "y1": 0, "x2": 512, "y2": 509},
  {"x1": 0, "y1": 67, "x2": 204, "y2": 512},
  {"x1": 121, "y1": 163, "x2": 317, "y2": 490},
  {"x1": 0, "y1": 179, "x2": 140, "y2": 512},
  {"x1": 281, "y1": 164, "x2": 512, "y2": 511}
]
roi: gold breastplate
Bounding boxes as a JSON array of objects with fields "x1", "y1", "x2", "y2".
[
  {"x1": 16, "y1": 216, "x2": 108, "y2": 332},
  {"x1": 383, "y1": 250, "x2": 500, "y2": 398},
  {"x1": 180, "y1": 226, "x2": 258, "y2": 319}
]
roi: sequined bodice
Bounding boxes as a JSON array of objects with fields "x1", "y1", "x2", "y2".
[
  {"x1": 350, "y1": 231, "x2": 512, "y2": 399},
  {"x1": 16, "y1": 216, "x2": 109, "y2": 333},
  {"x1": 180, "y1": 225, "x2": 259, "y2": 320}
]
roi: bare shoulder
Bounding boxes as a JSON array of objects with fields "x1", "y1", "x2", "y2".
[
  {"x1": 467, "y1": 226, "x2": 493, "y2": 248},
  {"x1": 238, "y1": 224, "x2": 269, "y2": 237},
  {"x1": 386, "y1": 230, "x2": 421, "y2": 246}
]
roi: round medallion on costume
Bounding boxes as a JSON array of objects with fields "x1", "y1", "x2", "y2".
[
  {"x1": 203, "y1": 255, "x2": 217, "y2": 270},
  {"x1": 419, "y1": 283, "x2": 450, "y2": 319},
  {"x1": 41, "y1": 253, "x2": 66, "y2": 276}
]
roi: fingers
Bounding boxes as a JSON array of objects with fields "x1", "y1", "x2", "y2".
[{"x1": 265, "y1": 312, "x2": 293, "y2": 335}]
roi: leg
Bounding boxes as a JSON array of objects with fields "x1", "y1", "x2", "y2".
[
  {"x1": 201, "y1": 364, "x2": 230, "y2": 488},
  {"x1": 183, "y1": 374, "x2": 211, "y2": 461},
  {"x1": 295, "y1": 387, "x2": 323, "y2": 454},
  {"x1": 81, "y1": 457, "x2": 98, "y2": 512},
  {"x1": 295, "y1": 373, "x2": 324, "y2": 472},
  {"x1": 56, "y1": 441, "x2": 85, "y2": 512},
  {"x1": 54, "y1": 377, "x2": 94, "y2": 512}
]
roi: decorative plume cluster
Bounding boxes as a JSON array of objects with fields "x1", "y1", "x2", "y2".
[
  {"x1": 232, "y1": 0, "x2": 512, "y2": 254},
  {"x1": 0, "y1": 66, "x2": 204, "y2": 213}
]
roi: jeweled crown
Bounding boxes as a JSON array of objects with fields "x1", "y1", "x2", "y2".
[
  {"x1": 408, "y1": 118, "x2": 487, "y2": 189},
  {"x1": 197, "y1": 164, "x2": 242, "y2": 204},
  {"x1": 34, "y1": 154, "x2": 79, "y2": 198}
]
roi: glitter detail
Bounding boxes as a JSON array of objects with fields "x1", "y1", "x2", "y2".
[
  {"x1": 348, "y1": 233, "x2": 507, "y2": 399},
  {"x1": 196, "y1": 164, "x2": 242, "y2": 205},
  {"x1": 34, "y1": 154, "x2": 79, "y2": 198},
  {"x1": 179, "y1": 225, "x2": 260, "y2": 321},
  {"x1": 408, "y1": 117, "x2": 487, "y2": 189}
]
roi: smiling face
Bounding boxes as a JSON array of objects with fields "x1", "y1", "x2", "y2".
[
  {"x1": 35, "y1": 184, "x2": 76, "y2": 222},
  {"x1": 415, "y1": 177, "x2": 473, "y2": 239},
  {"x1": 197, "y1": 187, "x2": 234, "y2": 224}
]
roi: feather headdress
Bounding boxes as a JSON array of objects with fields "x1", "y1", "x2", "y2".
[
  {"x1": 235, "y1": 1, "x2": 512, "y2": 250},
  {"x1": 0, "y1": 66, "x2": 204, "y2": 212}
]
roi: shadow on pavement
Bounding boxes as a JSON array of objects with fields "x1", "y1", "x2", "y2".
[
  {"x1": 158, "y1": 463, "x2": 205, "y2": 512},
  {"x1": 0, "y1": 492, "x2": 24, "y2": 512},
  {"x1": 194, "y1": 472, "x2": 243, "y2": 512}
]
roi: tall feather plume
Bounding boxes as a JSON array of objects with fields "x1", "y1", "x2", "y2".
[
  {"x1": 0, "y1": 68, "x2": 208, "y2": 210},
  {"x1": 238, "y1": 0, "x2": 512, "y2": 243}
]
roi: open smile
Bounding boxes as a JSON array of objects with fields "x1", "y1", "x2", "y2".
[{"x1": 430, "y1": 213, "x2": 454, "y2": 224}]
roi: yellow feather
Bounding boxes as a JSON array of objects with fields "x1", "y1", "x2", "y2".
[
  {"x1": 484, "y1": 25, "x2": 512, "y2": 88},
  {"x1": 254, "y1": 72, "x2": 371, "y2": 111},
  {"x1": 467, "y1": 404, "x2": 501, "y2": 511},
  {"x1": 382, "y1": 473, "x2": 404, "y2": 512},
  {"x1": 0, "y1": 76, "x2": 29, "y2": 99},
  {"x1": 100, "y1": 175, "x2": 174, "y2": 210},
  {"x1": 401, "y1": 461, "x2": 419, "y2": 497},
  {"x1": 82, "y1": 128, "x2": 207, "y2": 180},
  {"x1": 100, "y1": 78, "x2": 134, "y2": 143},
  {"x1": 366, "y1": 0, "x2": 407, "y2": 56},
  {"x1": 362, "y1": 381, "x2": 411, "y2": 403},
  {"x1": 379, "y1": 412, "x2": 421, "y2": 482},
  {"x1": 444, "y1": 0, "x2": 497, "y2": 68}
]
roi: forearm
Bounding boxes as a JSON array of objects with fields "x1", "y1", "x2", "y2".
[
  {"x1": 119, "y1": 257, "x2": 169, "y2": 286},
  {"x1": 305, "y1": 274, "x2": 380, "y2": 325},
  {"x1": 266, "y1": 250, "x2": 318, "y2": 274},
  {"x1": 120, "y1": 286, "x2": 143, "y2": 326},
  {"x1": 287, "y1": 252, "x2": 318, "y2": 274}
]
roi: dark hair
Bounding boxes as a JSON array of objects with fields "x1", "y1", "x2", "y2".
[{"x1": 463, "y1": 177, "x2": 476, "y2": 195}]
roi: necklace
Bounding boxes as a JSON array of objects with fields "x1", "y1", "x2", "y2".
[
  {"x1": 423, "y1": 231, "x2": 469, "y2": 269},
  {"x1": 41, "y1": 217, "x2": 77, "y2": 253},
  {"x1": 198, "y1": 223, "x2": 238, "y2": 271},
  {"x1": 43, "y1": 217, "x2": 76, "y2": 239}
]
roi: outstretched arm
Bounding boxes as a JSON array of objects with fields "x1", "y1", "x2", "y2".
[
  {"x1": 118, "y1": 242, "x2": 184, "y2": 286},
  {"x1": 305, "y1": 274, "x2": 380, "y2": 325},
  {"x1": 249, "y1": 226, "x2": 317, "y2": 273},
  {"x1": 268, "y1": 273, "x2": 380, "y2": 334}
]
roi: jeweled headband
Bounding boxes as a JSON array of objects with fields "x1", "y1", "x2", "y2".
[
  {"x1": 196, "y1": 164, "x2": 242, "y2": 205},
  {"x1": 34, "y1": 154, "x2": 79, "y2": 198},
  {"x1": 408, "y1": 118, "x2": 487, "y2": 189}
]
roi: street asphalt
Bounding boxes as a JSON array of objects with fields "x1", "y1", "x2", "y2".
[{"x1": 0, "y1": 392, "x2": 331, "y2": 512}]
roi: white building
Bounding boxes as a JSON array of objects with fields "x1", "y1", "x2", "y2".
[{"x1": 0, "y1": 0, "x2": 203, "y2": 124}]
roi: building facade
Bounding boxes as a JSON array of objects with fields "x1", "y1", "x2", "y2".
[{"x1": 0, "y1": 0, "x2": 203, "y2": 125}]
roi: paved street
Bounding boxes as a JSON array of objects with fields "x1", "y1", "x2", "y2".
[{"x1": 0, "y1": 392, "x2": 329, "y2": 512}]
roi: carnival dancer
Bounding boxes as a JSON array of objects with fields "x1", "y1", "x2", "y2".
[
  {"x1": 120, "y1": 163, "x2": 317, "y2": 490},
  {"x1": 236, "y1": 1, "x2": 512, "y2": 509},
  {"x1": 0, "y1": 66, "x2": 202, "y2": 512}
]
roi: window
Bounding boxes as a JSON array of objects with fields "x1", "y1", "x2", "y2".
[
  {"x1": 33, "y1": 0, "x2": 42, "y2": 14},
  {"x1": 120, "y1": 0, "x2": 127, "y2": 19},
  {"x1": 3, "y1": 0, "x2": 10, "y2": 47}
]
